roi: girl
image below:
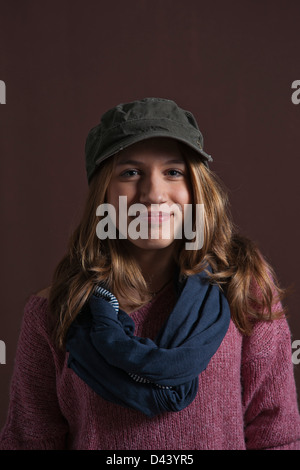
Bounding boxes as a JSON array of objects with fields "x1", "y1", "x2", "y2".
[{"x1": 1, "y1": 97, "x2": 299, "y2": 450}]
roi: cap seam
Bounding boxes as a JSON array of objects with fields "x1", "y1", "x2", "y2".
[{"x1": 99, "y1": 116, "x2": 200, "y2": 137}]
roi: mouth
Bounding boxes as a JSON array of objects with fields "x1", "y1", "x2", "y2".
[{"x1": 138, "y1": 211, "x2": 174, "y2": 223}]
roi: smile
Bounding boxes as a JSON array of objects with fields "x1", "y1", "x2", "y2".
[
  {"x1": 137, "y1": 212, "x2": 173, "y2": 223},
  {"x1": 95, "y1": 196, "x2": 205, "y2": 250}
]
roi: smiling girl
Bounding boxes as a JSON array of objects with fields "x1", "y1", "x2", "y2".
[{"x1": 0, "y1": 98, "x2": 299, "y2": 450}]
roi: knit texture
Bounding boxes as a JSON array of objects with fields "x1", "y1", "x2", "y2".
[{"x1": 0, "y1": 283, "x2": 300, "y2": 450}]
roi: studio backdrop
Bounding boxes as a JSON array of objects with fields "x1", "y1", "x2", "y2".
[{"x1": 0, "y1": 0, "x2": 300, "y2": 428}]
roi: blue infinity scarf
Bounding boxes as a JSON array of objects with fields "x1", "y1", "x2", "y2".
[{"x1": 66, "y1": 268, "x2": 231, "y2": 417}]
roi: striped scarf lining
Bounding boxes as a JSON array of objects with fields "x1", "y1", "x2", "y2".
[{"x1": 94, "y1": 285, "x2": 172, "y2": 390}]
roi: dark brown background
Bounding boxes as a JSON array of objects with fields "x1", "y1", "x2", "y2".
[{"x1": 0, "y1": 0, "x2": 299, "y2": 429}]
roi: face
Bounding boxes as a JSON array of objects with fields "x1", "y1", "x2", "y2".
[{"x1": 106, "y1": 138, "x2": 192, "y2": 253}]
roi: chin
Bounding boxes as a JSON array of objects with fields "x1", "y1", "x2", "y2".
[{"x1": 127, "y1": 238, "x2": 176, "y2": 251}]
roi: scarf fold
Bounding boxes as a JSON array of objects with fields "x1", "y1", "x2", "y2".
[{"x1": 66, "y1": 268, "x2": 231, "y2": 417}]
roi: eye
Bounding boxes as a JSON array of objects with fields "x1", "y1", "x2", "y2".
[
  {"x1": 166, "y1": 169, "x2": 184, "y2": 177},
  {"x1": 120, "y1": 169, "x2": 140, "y2": 178}
]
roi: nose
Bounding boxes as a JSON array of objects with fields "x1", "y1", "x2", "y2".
[{"x1": 139, "y1": 173, "x2": 168, "y2": 205}]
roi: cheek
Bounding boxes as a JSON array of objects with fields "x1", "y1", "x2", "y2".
[
  {"x1": 106, "y1": 182, "x2": 137, "y2": 214},
  {"x1": 107, "y1": 181, "x2": 138, "y2": 204},
  {"x1": 173, "y1": 184, "x2": 192, "y2": 206}
]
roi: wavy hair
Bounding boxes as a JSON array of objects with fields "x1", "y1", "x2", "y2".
[{"x1": 49, "y1": 145, "x2": 286, "y2": 348}]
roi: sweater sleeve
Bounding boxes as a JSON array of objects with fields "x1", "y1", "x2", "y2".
[
  {"x1": 0, "y1": 296, "x2": 69, "y2": 450},
  {"x1": 242, "y1": 313, "x2": 300, "y2": 450}
]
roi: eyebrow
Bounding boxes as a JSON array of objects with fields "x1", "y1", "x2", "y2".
[{"x1": 116, "y1": 159, "x2": 186, "y2": 166}]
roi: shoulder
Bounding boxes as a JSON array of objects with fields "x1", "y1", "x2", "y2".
[
  {"x1": 35, "y1": 286, "x2": 51, "y2": 300},
  {"x1": 20, "y1": 287, "x2": 54, "y2": 341},
  {"x1": 242, "y1": 316, "x2": 292, "y2": 363}
]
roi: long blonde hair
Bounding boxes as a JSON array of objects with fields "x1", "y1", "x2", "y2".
[{"x1": 49, "y1": 145, "x2": 286, "y2": 348}]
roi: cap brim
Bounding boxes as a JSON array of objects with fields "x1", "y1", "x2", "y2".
[{"x1": 95, "y1": 132, "x2": 212, "y2": 168}]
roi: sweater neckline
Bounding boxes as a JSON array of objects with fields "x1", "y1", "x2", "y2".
[{"x1": 32, "y1": 278, "x2": 176, "y2": 310}]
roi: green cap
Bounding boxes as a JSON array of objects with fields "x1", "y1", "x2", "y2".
[{"x1": 85, "y1": 97, "x2": 212, "y2": 183}]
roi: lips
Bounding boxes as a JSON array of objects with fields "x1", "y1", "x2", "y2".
[{"x1": 139, "y1": 211, "x2": 173, "y2": 223}]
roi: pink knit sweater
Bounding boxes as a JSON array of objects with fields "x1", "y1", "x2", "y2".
[{"x1": 0, "y1": 284, "x2": 300, "y2": 450}]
